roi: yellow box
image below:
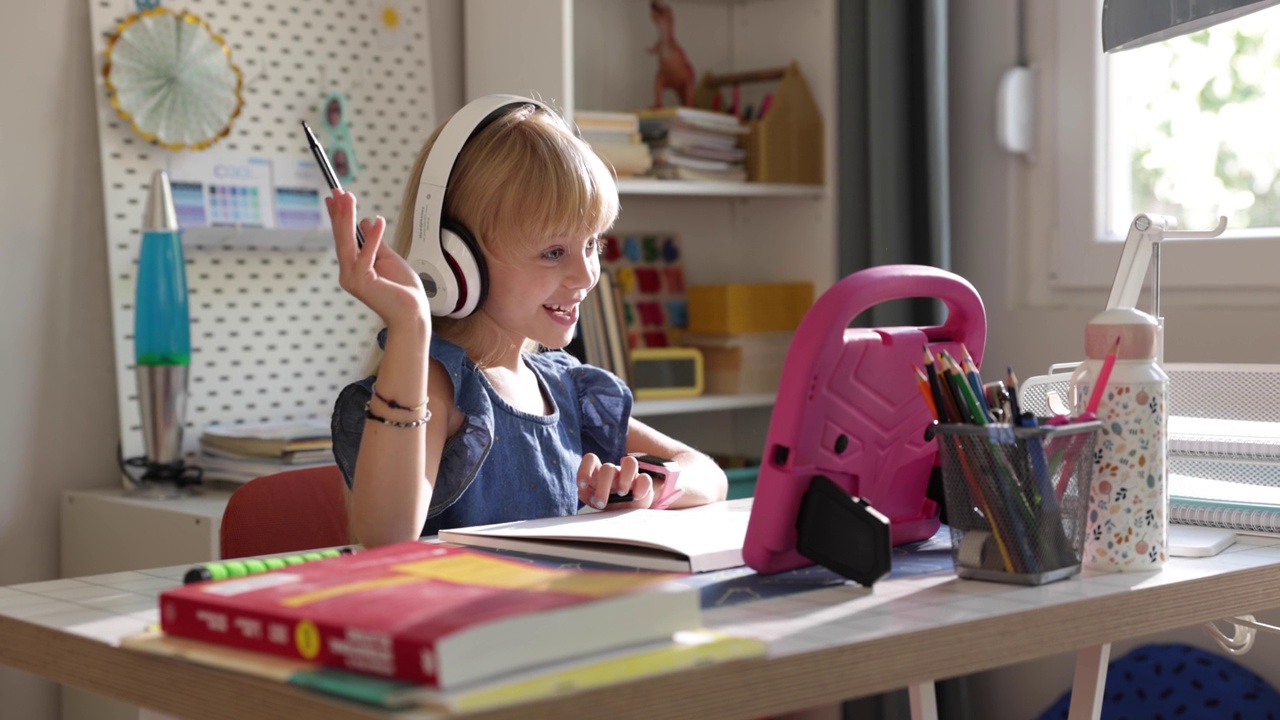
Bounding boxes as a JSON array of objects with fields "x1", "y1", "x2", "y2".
[{"x1": 687, "y1": 282, "x2": 813, "y2": 335}]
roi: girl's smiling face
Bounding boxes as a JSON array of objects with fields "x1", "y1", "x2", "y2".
[{"x1": 481, "y1": 232, "x2": 602, "y2": 353}]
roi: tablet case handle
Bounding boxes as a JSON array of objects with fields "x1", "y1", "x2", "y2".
[{"x1": 800, "y1": 264, "x2": 985, "y2": 363}]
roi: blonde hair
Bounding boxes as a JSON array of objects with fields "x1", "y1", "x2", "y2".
[{"x1": 364, "y1": 102, "x2": 620, "y2": 373}]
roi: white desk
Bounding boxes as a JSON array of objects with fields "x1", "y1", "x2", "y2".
[
  {"x1": 59, "y1": 487, "x2": 235, "y2": 720},
  {"x1": 12, "y1": 518, "x2": 1280, "y2": 719}
]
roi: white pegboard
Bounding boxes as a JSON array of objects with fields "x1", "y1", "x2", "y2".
[{"x1": 88, "y1": 0, "x2": 435, "y2": 460}]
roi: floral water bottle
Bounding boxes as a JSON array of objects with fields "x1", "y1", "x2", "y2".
[{"x1": 1073, "y1": 307, "x2": 1168, "y2": 571}]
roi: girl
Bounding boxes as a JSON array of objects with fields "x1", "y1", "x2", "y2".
[{"x1": 328, "y1": 98, "x2": 727, "y2": 548}]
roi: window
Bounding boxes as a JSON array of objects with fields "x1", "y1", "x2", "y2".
[{"x1": 1035, "y1": 0, "x2": 1280, "y2": 294}]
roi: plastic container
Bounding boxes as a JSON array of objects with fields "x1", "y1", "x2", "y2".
[
  {"x1": 1070, "y1": 307, "x2": 1169, "y2": 571},
  {"x1": 935, "y1": 421, "x2": 1101, "y2": 585}
]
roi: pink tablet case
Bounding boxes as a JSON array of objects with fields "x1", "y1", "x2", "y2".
[{"x1": 743, "y1": 264, "x2": 986, "y2": 575}]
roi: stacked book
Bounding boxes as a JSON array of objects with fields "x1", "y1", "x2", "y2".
[
  {"x1": 574, "y1": 110, "x2": 652, "y2": 177},
  {"x1": 637, "y1": 107, "x2": 749, "y2": 183},
  {"x1": 197, "y1": 418, "x2": 334, "y2": 483},
  {"x1": 1167, "y1": 415, "x2": 1280, "y2": 533},
  {"x1": 136, "y1": 540, "x2": 765, "y2": 712}
]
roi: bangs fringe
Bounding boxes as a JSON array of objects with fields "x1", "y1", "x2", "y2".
[{"x1": 464, "y1": 113, "x2": 619, "y2": 256}]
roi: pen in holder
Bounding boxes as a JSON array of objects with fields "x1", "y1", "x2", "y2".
[{"x1": 933, "y1": 420, "x2": 1101, "y2": 585}]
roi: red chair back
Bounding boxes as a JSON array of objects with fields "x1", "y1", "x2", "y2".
[{"x1": 219, "y1": 465, "x2": 349, "y2": 559}]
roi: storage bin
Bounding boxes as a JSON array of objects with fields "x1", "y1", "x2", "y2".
[
  {"x1": 684, "y1": 332, "x2": 792, "y2": 395},
  {"x1": 686, "y1": 282, "x2": 812, "y2": 335}
]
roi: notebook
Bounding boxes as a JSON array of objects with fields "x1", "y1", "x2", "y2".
[
  {"x1": 1169, "y1": 473, "x2": 1280, "y2": 535},
  {"x1": 1168, "y1": 415, "x2": 1280, "y2": 460}
]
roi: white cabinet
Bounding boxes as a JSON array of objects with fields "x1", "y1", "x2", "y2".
[
  {"x1": 61, "y1": 488, "x2": 231, "y2": 577},
  {"x1": 464, "y1": 0, "x2": 838, "y2": 455}
]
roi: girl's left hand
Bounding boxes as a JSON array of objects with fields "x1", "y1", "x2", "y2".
[{"x1": 577, "y1": 453, "x2": 653, "y2": 510}]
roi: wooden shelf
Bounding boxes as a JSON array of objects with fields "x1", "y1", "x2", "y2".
[
  {"x1": 616, "y1": 178, "x2": 824, "y2": 198},
  {"x1": 632, "y1": 393, "x2": 776, "y2": 417}
]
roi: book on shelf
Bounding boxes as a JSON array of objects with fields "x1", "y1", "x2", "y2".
[
  {"x1": 590, "y1": 141, "x2": 653, "y2": 177},
  {"x1": 194, "y1": 448, "x2": 334, "y2": 484},
  {"x1": 439, "y1": 504, "x2": 751, "y2": 573},
  {"x1": 124, "y1": 624, "x2": 763, "y2": 713},
  {"x1": 158, "y1": 541, "x2": 700, "y2": 688},
  {"x1": 637, "y1": 107, "x2": 748, "y2": 135},
  {"x1": 660, "y1": 125, "x2": 745, "y2": 148},
  {"x1": 200, "y1": 418, "x2": 331, "y2": 458},
  {"x1": 651, "y1": 164, "x2": 749, "y2": 183},
  {"x1": 651, "y1": 148, "x2": 740, "y2": 172},
  {"x1": 580, "y1": 128, "x2": 643, "y2": 146},
  {"x1": 598, "y1": 269, "x2": 631, "y2": 383},
  {"x1": 1168, "y1": 415, "x2": 1280, "y2": 460},
  {"x1": 571, "y1": 269, "x2": 630, "y2": 382},
  {"x1": 574, "y1": 110, "x2": 641, "y2": 133},
  {"x1": 1170, "y1": 473, "x2": 1280, "y2": 534}
]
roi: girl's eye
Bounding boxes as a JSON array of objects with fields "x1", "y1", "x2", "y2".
[
  {"x1": 542, "y1": 247, "x2": 565, "y2": 261},
  {"x1": 587, "y1": 236, "x2": 606, "y2": 255}
]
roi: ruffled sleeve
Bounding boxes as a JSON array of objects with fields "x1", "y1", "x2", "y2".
[
  {"x1": 569, "y1": 362, "x2": 633, "y2": 464},
  {"x1": 330, "y1": 376, "x2": 375, "y2": 489}
]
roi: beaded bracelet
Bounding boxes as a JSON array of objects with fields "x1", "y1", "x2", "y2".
[
  {"x1": 364, "y1": 402, "x2": 431, "y2": 428},
  {"x1": 371, "y1": 384, "x2": 428, "y2": 412}
]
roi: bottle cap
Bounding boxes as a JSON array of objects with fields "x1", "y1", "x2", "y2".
[{"x1": 1085, "y1": 307, "x2": 1158, "y2": 360}]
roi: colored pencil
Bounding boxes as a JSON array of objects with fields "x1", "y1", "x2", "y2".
[
  {"x1": 1084, "y1": 335, "x2": 1122, "y2": 418},
  {"x1": 960, "y1": 345, "x2": 992, "y2": 420},
  {"x1": 913, "y1": 364, "x2": 938, "y2": 420},
  {"x1": 923, "y1": 346, "x2": 955, "y2": 424}
]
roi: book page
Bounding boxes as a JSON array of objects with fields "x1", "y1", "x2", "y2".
[{"x1": 441, "y1": 505, "x2": 750, "y2": 560}]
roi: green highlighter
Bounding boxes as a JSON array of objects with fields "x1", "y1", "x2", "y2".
[{"x1": 183, "y1": 548, "x2": 351, "y2": 584}]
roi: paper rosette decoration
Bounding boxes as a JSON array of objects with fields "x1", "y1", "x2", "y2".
[{"x1": 103, "y1": 7, "x2": 244, "y2": 150}]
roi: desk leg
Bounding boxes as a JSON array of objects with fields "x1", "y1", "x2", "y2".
[
  {"x1": 1067, "y1": 643, "x2": 1111, "y2": 720},
  {"x1": 908, "y1": 682, "x2": 938, "y2": 720}
]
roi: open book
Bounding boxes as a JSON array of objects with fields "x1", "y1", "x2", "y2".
[{"x1": 439, "y1": 502, "x2": 752, "y2": 573}]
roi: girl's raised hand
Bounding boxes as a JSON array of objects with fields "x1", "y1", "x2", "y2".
[
  {"x1": 326, "y1": 189, "x2": 430, "y2": 326},
  {"x1": 577, "y1": 453, "x2": 653, "y2": 510}
]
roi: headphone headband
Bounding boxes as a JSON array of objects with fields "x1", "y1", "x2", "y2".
[{"x1": 407, "y1": 94, "x2": 552, "y2": 318}]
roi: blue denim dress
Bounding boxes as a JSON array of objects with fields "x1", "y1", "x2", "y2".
[{"x1": 331, "y1": 334, "x2": 632, "y2": 537}]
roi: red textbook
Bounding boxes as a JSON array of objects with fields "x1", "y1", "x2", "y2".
[{"x1": 159, "y1": 541, "x2": 700, "y2": 688}]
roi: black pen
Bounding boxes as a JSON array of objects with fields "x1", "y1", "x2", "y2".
[{"x1": 301, "y1": 121, "x2": 365, "y2": 248}]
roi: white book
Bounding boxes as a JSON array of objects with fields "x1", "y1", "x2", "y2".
[{"x1": 439, "y1": 502, "x2": 751, "y2": 573}]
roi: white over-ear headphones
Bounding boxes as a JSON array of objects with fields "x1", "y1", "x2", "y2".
[{"x1": 406, "y1": 94, "x2": 553, "y2": 319}]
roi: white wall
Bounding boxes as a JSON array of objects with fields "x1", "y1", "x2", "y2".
[
  {"x1": 950, "y1": 1, "x2": 1280, "y2": 718},
  {"x1": 0, "y1": 2, "x2": 464, "y2": 718}
]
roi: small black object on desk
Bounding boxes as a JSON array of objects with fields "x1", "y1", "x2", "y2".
[{"x1": 794, "y1": 475, "x2": 893, "y2": 587}]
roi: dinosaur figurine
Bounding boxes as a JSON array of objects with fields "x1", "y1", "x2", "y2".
[{"x1": 647, "y1": 0, "x2": 695, "y2": 107}]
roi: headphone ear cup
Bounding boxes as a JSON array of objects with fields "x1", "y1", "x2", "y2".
[{"x1": 439, "y1": 219, "x2": 489, "y2": 319}]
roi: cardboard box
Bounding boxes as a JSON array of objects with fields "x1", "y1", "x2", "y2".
[{"x1": 684, "y1": 332, "x2": 792, "y2": 395}]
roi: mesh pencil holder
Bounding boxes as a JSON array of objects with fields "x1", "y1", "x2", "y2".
[{"x1": 933, "y1": 420, "x2": 1101, "y2": 585}]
